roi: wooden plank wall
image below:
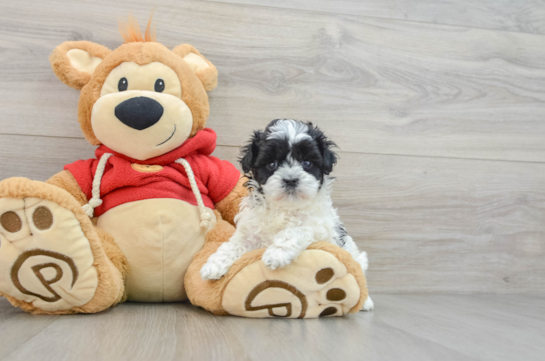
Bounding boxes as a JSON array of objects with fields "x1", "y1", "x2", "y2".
[{"x1": 0, "y1": 0, "x2": 544, "y2": 293}]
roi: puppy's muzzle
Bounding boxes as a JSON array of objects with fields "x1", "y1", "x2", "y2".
[{"x1": 283, "y1": 178, "x2": 299, "y2": 189}]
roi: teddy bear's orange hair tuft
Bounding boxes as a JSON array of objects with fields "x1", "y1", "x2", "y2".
[{"x1": 119, "y1": 13, "x2": 156, "y2": 43}]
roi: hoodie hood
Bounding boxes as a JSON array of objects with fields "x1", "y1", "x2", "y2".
[{"x1": 95, "y1": 128, "x2": 218, "y2": 165}]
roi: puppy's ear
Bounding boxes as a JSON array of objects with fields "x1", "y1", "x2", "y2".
[
  {"x1": 240, "y1": 131, "x2": 263, "y2": 174},
  {"x1": 50, "y1": 41, "x2": 111, "y2": 89},
  {"x1": 309, "y1": 123, "x2": 338, "y2": 175},
  {"x1": 322, "y1": 145, "x2": 338, "y2": 175}
]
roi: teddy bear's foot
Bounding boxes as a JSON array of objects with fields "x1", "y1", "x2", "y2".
[
  {"x1": 221, "y1": 244, "x2": 368, "y2": 318},
  {"x1": 0, "y1": 196, "x2": 98, "y2": 311},
  {"x1": 0, "y1": 178, "x2": 123, "y2": 314}
]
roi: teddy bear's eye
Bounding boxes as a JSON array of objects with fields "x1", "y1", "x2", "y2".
[
  {"x1": 118, "y1": 77, "x2": 128, "y2": 92},
  {"x1": 154, "y1": 79, "x2": 165, "y2": 93}
]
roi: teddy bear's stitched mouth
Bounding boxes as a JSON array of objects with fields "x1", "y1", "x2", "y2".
[{"x1": 156, "y1": 125, "x2": 177, "y2": 147}]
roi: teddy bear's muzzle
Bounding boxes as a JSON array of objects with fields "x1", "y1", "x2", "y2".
[{"x1": 114, "y1": 96, "x2": 164, "y2": 130}]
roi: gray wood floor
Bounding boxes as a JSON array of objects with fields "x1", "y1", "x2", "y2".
[{"x1": 1, "y1": 295, "x2": 544, "y2": 361}]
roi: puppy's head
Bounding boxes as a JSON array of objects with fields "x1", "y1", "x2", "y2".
[{"x1": 240, "y1": 119, "x2": 338, "y2": 208}]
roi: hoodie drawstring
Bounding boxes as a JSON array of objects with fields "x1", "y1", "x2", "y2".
[
  {"x1": 174, "y1": 158, "x2": 214, "y2": 232},
  {"x1": 82, "y1": 153, "x2": 113, "y2": 217}
]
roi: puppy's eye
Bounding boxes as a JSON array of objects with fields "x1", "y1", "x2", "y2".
[
  {"x1": 154, "y1": 79, "x2": 165, "y2": 92},
  {"x1": 302, "y1": 160, "x2": 313, "y2": 169},
  {"x1": 118, "y1": 77, "x2": 128, "y2": 92},
  {"x1": 266, "y1": 162, "x2": 278, "y2": 171}
]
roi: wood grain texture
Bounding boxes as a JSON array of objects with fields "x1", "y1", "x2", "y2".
[
  {"x1": 1, "y1": 295, "x2": 544, "y2": 361},
  {"x1": 335, "y1": 152, "x2": 545, "y2": 293},
  {"x1": 1, "y1": 135, "x2": 544, "y2": 293},
  {"x1": 205, "y1": 0, "x2": 545, "y2": 35},
  {"x1": 1, "y1": 0, "x2": 545, "y2": 161}
]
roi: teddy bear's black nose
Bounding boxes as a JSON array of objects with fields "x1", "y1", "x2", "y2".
[{"x1": 114, "y1": 97, "x2": 164, "y2": 130}]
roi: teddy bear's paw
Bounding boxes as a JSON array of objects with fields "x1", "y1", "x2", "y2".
[
  {"x1": 221, "y1": 248, "x2": 366, "y2": 318},
  {"x1": 0, "y1": 197, "x2": 98, "y2": 312}
]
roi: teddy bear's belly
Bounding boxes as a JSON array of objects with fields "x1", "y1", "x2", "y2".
[{"x1": 96, "y1": 198, "x2": 214, "y2": 302}]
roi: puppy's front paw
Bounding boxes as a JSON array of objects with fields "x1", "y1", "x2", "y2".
[
  {"x1": 362, "y1": 295, "x2": 374, "y2": 311},
  {"x1": 262, "y1": 246, "x2": 295, "y2": 270},
  {"x1": 200, "y1": 261, "x2": 229, "y2": 281}
]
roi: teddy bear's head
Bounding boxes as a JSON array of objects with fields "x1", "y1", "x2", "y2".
[{"x1": 50, "y1": 17, "x2": 217, "y2": 161}]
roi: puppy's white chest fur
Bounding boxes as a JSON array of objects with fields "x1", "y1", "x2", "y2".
[{"x1": 234, "y1": 178, "x2": 340, "y2": 250}]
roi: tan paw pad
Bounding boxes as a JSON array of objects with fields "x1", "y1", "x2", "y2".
[
  {"x1": 0, "y1": 197, "x2": 98, "y2": 311},
  {"x1": 222, "y1": 249, "x2": 361, "y2": 318}
]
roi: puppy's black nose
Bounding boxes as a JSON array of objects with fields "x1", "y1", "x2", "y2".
[
  {"x1": 283, "y1": 178, "x2": 299, "y2": 188},
  {"x1": 114, "y1": 97, "x2": 164, "y2": 130}
]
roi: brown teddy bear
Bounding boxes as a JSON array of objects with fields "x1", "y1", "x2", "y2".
[{"x1": 0, "y1": 17, "x2": 369, "y2": 318}]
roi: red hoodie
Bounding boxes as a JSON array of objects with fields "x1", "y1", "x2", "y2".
[{"x1": 65, "y1": 128, "x2": 240, "y2": 217}]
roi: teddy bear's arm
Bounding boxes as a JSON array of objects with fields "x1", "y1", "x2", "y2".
[
  {"x1": 214, "y1": 176, "x2": 248, "y2": 226},
  {"x1": 45, "y1": 170, "x2": 89, "y2": 206}
]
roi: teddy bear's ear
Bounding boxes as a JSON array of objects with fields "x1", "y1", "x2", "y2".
[
  {"x1": 50, "y1": 41, "x2": 111, "y2": 89},
  {"x1": 172, "y1": 44, "x2": 218, "y2": 91}
]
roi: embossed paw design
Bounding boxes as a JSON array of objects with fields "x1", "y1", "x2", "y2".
[
  {"x1": 222, "y1": 249, "x2": 363, "y2": 318},
  {"x1": 0, "y1": 197, "x2": 98, "y2": 311}
]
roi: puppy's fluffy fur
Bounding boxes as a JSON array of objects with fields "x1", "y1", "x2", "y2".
[{"x1": 201, "y1": 119, "x2": 373, "y2": 310}]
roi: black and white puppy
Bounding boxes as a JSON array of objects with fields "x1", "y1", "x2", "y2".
[{"x1": 200, "y1": 119, "x2": 373, "y2": 310}]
